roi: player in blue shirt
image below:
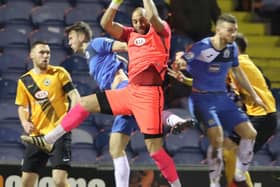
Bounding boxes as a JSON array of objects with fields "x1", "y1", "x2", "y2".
[
  {"x1": 168, "y1": 14, "x2": 266, "y2": 187},
  {"x1": 64, "y1": 21, "x2": 193, "y2": 187}
]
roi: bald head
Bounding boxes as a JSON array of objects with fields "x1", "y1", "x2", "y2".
[
  {"x1": 132, "y1": 7, "x2": 146, "y2": 18},
  {"x1": 131, "y1": 7, "x2": 150, "y2": 34}
]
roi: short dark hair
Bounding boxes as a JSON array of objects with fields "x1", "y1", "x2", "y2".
[
  {"x1": 65, "y1": 21, "x2": 93, "y2": 42},
  {"x1": 217, "y1": 13, "x2": 237, "y2": 25},
  {"x1": 235, "y1": 33, "x2": 247, "y2": 53},
  {"x1": 30, "y1": 41, "x2": 49, "y2": 50}
]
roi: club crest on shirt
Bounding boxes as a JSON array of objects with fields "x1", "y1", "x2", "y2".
[
  {"x1": 85, "y1": 51, "x2": 90, "y2": 59},
  {"x1": 35, "y1": 90, "x2": 48, "y2": 100},
  {"x1": 43, "y1": 79, "x2": 51, "y2": 86},
  {"x1": 223, "y1": 49, "x2": 230, "y2": 58},
  {"x1": 134, "y1": 37, "x2": 146, "y2": 46},
  {"x1": 184, "y1": 52, "x2": 195, "y2": 61}
]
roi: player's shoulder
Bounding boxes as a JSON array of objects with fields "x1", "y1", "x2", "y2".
[
  {"x1": 198, "y1": 37, "x2": 212, "y2": 47},
  {"x1": 190, "y1": 37, "x2": 211, "y2": 51},
  {"x1": 19, "y1": 70, "x2": 32, "y2": 80},
  {"x1": 92, "y1": 37, "x2": 114, "y2": 44},
  {"x1": 49, "y1": 65, "x2": 68, "y2": 74}
]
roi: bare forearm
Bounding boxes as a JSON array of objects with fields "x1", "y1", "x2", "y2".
[
  {"x1": 100, "y1": 6, "x2": 123, "y2": 39},
  {"x1": 112, "y1": 41, "x2": 127, "y2": 52},
  {"x1": 233, "y1": 68, "x2": 257, "y2": 98},
  {"x1": 142, "y1": 0, "x2": 164, "y2": 32},
  {"x1": 100, "y1": 8, "x2": 116, "y2": 29},
  {"x1": 143, "y1": 0, "x2": 159, "y2": 19},
  {"x1": 68, "y1": 89, "x2": 81, "y2": 109},
  {"x1": 18, "y1": 106, "x2": 29, "y2": 122}
]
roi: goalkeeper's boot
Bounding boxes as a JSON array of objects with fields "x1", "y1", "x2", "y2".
[{"x1": 21, "y1": 135, "x2": 53, "y2": 153}]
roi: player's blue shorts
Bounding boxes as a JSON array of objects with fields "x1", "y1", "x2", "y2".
[
  {"x1": 111, "y1": 80, "x2": 138, "y2": 135},
  {"x1": 190, "y1": 92, "x2": 249, "y2": 132}
]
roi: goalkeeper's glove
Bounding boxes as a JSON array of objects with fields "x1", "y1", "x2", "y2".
[{"x1": 109, "y1": 0, "x2": 124, "y2": 10}]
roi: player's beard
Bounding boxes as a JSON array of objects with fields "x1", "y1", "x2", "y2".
[{"x1": 39, "y1": 61, "x2": 48, "y2": 70}]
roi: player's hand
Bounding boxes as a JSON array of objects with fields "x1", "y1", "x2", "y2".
[
  {"x1": 172, "y1": 51, "x2": 186, "y2": 71},
  {"x1": 110, "y1": 0, "x2": 123, "y2": 9},
  {"x1": 253, "y1": 95, "x2": 267, "y2": 111},
  {"x1": 113, "y1": 0, "x2": 123, "y2": 4},
  {"x1": 167, "y1": 68, "x2": 184, "y2": 82},
  {"x1": 22, "y1": 121, "x2": 35, "y2": 134}
]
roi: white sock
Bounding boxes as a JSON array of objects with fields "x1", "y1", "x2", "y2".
[
  {"x1": 163, "y1": 111, "x2": 185, "y2": 127},
  {"x1": 235, "y1": 139, "x2": 255, "y2": 181},
  {"x1": 113, "y1": 156, "x2": 130, "y2": 187},
  {"x1": 207, "y1": 146, "x2": 223, "y2": 186},
  {"x1": 210, "y1": 182, "x2": 221, "y2": 187},
  {"x1": 44, "y1": 125, "x2": 66, "y2": 144},
  {"x1": 170, "y1": 178, "x2": 181, "y2": 187}
]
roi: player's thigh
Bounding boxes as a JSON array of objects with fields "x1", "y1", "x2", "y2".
[
  {"x1": 22, "y1": 144, "x2": 49, "y2": 173},
  {"x1": 50, "y1": 133, "x2": 71, "y2": 172},
  {"x1": 102, "y1": 88, "x2": 131, "y2": 115},
  {"x1": 111, "y1": 115, "x2": 138, "y2": 135},
  {"x1": 218, "y1": 97, "x2": 249, "y2": 132},
  {"x1": 80, "y1": 93, "x2": 101, "y2": 112},
  {"x1": 132, "y1": 86, "x2": 164, "y2": 135},
  {"x1": 250, "y1": 113, "x2": 277, "y2": 152}
]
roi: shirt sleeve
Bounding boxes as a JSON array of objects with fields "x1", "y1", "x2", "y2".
[
  {"x1": 119, "y1": 26, "x2": 134, "y2": 42},
  {"x1": 91, "y1": 37, "x2": 114, "y2": 54},
  {"x1": 182, "y1": 43, "x2": 201, "y2": 64},
  {"x1": 232, "y1": 43, "x2": 239, "y2": 67},
  {"x1": 160, "y1": 21, "x2": 171, "y2": 37},
  {"x1": 15, "y1": 79, "x2": 29, "y2": 107},
  {"x1": 58, "y1": 68, "x2": 75, "y2": 93}
]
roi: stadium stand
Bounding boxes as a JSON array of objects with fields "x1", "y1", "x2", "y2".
[
  {"x1": 0, "y1": 78, "x2": 17, "y2": 101},
  {"x1": 64, "y1": 3, "x2": 104, "y2": 26},
  {"x1": 28, "y1": 26, "x2": 65, "y2": 48},
  {"x1": 0, "y1": 100, "x2": 18, "y2": 121},
  {"x1": 0, "y1": 28, "x2": 29, "y2": 48},
  {"x1": 252, "y1": 144, "x2": 274, "y2": 166},
  {"x1": 60, "y1": 54, "x2": 89, "y2": 74},
  {"x1": 0, "y1": 52, "x2": 27, "y2": 74},
  {"x1": 267, "y1": 129, "x2": 280, "y2": 166},
  {"x1": 129, "y1": 130, "x2": 156, "y2": 166},
  {"x1": 0, "y1": 0, "x2": 278, "y2": 173},
  {"x1": 218, "y1": 0, "x2": 280, "y2": 88},
  {"x1": 30, "y1": 3, "x2": 70, "y2": 27},
  {"x1": 0, "y1": 0, "x2": 34, "y2": 25}
]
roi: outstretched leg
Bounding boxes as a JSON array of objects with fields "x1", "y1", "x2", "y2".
[
  {"x1": 145, "y1": 137, "x2": 181, "y2": 187},
  {"x1": 21, "y1": 94, "x2": 100, "y2": 151}
]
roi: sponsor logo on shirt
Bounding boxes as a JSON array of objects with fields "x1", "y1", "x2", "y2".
[
  {"x1": 197, "y1": 48, "x2": 219, "y2": 63},
  {"x1": 208, "y1": 63, "x2": 221, "y2": 72},
  {"x1": 134, "y1": 37, "x2": 146, "y2": 46},
  {"x1": 35, "y1": 90, "x2": 48, "y2": 100}
]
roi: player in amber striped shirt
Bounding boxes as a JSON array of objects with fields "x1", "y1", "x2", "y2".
[
  {"x1": 224, "y1": 33, "x2": 277, "y2": 187},
  {"x1": 16, "y1": 41, "x2": 80, "y2": 187}
]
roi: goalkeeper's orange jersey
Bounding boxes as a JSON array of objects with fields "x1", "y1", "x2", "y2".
[
  {"x1": 15, "y1": 65, "x2": 73, "y2": 136},
  {"x1": 120, "y1": 22, "x2": 171, "y2": 84},
  {"x1": 231, "y1": 54, "x2": 276, "y2": 116}
]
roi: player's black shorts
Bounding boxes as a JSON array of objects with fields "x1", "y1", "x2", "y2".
[
  {"x1": 229, "y1": 112, "x2": 277, "y2": 153},
  {"x1": 22, "y1": 132, "x2": 71, "y2": 173}
]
